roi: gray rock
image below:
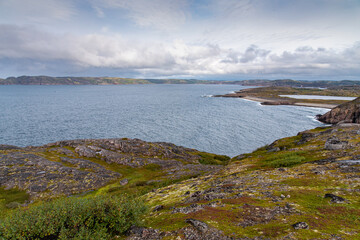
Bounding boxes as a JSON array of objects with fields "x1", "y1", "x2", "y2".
[
  {"x1": 324, "y1": 193, "x2": 347, "y2": 203},
  {"x1": 185, "y1": 219, "x2": 209, "y2": 233},
  {"x1": 75, "y1": 146, "x2": 97, "y2": 158},
  {"x1": 120, "y1": 178, "x2": 129, "y2": 185},
  {"x1": 325, "y1": 137, "x2": 348, "y2": 150},
  {"x1": 0, "y1": 144, "x2": 21, "y2": 150},
  {"x1": 292, "y1": 222, "x2": 309, "y2": 229},
  {"x1": 153, "y1": 205, "x2": 164, "y2": 212}
]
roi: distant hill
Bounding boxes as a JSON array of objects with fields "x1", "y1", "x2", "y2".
[
  {"x1": 1, "y1": 76, "x2": 360, "y2": 87},
  {"x1": 241, "y1": 79, "x2": 360, "y2": 88},
  {"x1": 0, "y1": 76, "x2": 221, "y2": 85}
]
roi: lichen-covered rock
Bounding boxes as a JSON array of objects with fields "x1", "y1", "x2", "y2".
[
  {"x1": 0, "y1": 144, "x2": 21, "y2": 150},
  {"x1": 325, "y1": 137, "x2": 348, "y2": 150},
  {"x1": 0, "y1": 153, "x2": 120, "y2": 199}
]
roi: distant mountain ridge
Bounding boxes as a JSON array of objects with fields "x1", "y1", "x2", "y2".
[{"x1": 1, "y1": 75, "x2": 360, "y2": 87}]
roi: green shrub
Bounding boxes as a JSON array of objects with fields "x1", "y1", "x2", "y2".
[
  {"x1": 143, "y1": 163, "x2": 162, "y2": 171},
  {"x1": 0, "y1": 194, "x2": 146, "y2": 240},
  {"x1": 262, "y1": 152, "x2": 306, "y2": 168},
  {"x1": 197, "y1": 152, "x2": 230, "y2": 165}
]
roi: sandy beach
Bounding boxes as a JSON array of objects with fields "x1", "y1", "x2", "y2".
[{"x1": 242, "y1": 96, "x2": 336, "y2": 109}]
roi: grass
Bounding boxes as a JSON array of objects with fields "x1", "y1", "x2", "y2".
[{"x1": 0, "y1": 187, "x2": 30, "y2": 218}]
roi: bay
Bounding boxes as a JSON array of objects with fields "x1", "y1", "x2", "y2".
[{"x1": 0, "y1": 84, "x2": 328, "y2": 156}]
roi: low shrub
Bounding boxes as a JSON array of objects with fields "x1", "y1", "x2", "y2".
[
  {"x1": 262, "y1": 152, "x2": 306, "y2": 168},
  {"x1": 0, "y1": 194, "x2": 146, "y2": 240},
  {"x1": 197, "y1": 152, "x2": 230, "y2": 165}
]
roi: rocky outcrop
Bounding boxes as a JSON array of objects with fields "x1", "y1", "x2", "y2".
[
  {"x1": 0, "y1": 138, "x2": 223, "y2": 200},
  {"x1": 318, "y1": 97, "x2": 360, "y2": 124},
  {"x1": 0, "y1": 153, "x2": 120, "y2": 199}
]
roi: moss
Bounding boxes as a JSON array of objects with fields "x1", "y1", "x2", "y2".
[{"x1": 0, "y1": 187, "x2": 30, "y2": 218}]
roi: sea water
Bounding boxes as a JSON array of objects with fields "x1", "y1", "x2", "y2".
[{"x1": 0, "y1": 84, "x2": 328, "y2": 156}]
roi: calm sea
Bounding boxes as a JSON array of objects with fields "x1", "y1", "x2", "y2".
[{"x1": 0, "y1": 84, "x2": 328, "y2": 156}]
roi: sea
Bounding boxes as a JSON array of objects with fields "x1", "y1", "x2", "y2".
[{"x1": 0, "y1": 84, "x2": 329, "y2": 157}]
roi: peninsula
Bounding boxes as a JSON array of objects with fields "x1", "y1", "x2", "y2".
[{"x1": 216, "y1": 86, "x2": 360, "y2": 109}]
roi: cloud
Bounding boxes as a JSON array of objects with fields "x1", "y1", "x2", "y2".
[
  {"x1": 90, "y1": 0, "x2": 188, "y2": 30},
  {"x1": 0, "y1": 24, "x2": 359, "y2": 79},
  {"x1": 0, "y1": 0, "x2": 76, "y2": 23}
]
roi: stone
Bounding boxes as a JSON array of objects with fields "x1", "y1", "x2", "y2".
[
  {"x1": 120, "y1": 178, "x2": 129, "y2": 186},
  {"x1": 75, "y1": 146, "x2": 97, "y2": 158},
  {"x1": 325, "y1": 137, "x2": 348, "y2": 150},
  {"x1": 292, "y1": 222, "x2": 309, "y2": 229},
  {"x1": 324, "y1": 193, "x2": 347, "y2": 203},
  {"x1": 153, "y1": 205, "x2": 164, "y2": 212},
  {"x1": 0, "y1": 144, "x2": 21, "y2": 150},
  {"x1": 185, "y1": 219, "x2": 209, "y2": 233}
]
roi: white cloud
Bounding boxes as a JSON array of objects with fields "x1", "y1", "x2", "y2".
[
  {"x1": 91, "y1": 0, "x2": 188, "y2": 31},
  {"x1": 0, "y1": 24, "x2": 359, "y2": 79},
  {"x1": 0, "y1": 0, "x2": 76, "y2": 23}
]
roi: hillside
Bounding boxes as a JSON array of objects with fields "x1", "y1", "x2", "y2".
[
  {"x1": 1, "y1": 124, "x2": 360, "y2": 239},
  {"x1": 0, "y1": 76, "x2": 219, "y2": 85},
  {"x1": 1, "y1": 76, "x2": 360, "y2": 87}
]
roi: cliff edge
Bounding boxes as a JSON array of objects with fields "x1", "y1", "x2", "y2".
[{"x1": 318, "y1": 97, "x2": 360, "y2": 124}]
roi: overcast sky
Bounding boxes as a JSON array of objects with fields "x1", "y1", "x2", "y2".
[{"x1": 0, "y1": 0, "x2": 359, "y2": 80}]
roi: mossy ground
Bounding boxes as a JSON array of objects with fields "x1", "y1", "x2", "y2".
[
  {"x1": 0, "y1": 187, "x2": 29, "y2": 218},
  {"x1": 142, "y1": 125, "x2": 360, "y2": 239}
]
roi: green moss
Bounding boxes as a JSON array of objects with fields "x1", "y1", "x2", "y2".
[
  {"x1": 143, "y1": 163, "x2": 162, "y2": 171},
  {"x1": 0, "y1": 187, "x2": 29, "y2": 205},
  {"x1": 0, "y1": 187, "x2": 30, "y2": 217}
]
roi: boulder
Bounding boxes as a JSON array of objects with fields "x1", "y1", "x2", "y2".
[
  {"x1": 325, "y1": 137, "x2": 348, "y2": 150},
  {"x1": 324, "y1": 193, "x2": 347, "y2": 203},
  {"x1": 292, "y1": 222, "x2": 309, "y2": 229}
]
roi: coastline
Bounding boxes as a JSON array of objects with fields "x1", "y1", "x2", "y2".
[
  {"x1": 214, "y1": 86, "x2": 360, "y2": 109},
  {"x1": 242, "y1": 96, "x2": 336, "y2": 109}
]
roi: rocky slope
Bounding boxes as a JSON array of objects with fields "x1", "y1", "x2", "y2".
[
  {"x1": 318, "y1": 97, "x2": 360, "y2": 124},
  {"x1": 133, "y1": 124, "x2": 360, "y2": 239},
  {"x1": 1, "y1": 125, "x2": 360, "y2": 239},
  {"x1": 0, "y1": 138, "x2": 226, "y2": 201}
]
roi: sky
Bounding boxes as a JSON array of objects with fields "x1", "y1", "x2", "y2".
[{"x1": 0, "y1": 0, "x2": 359, "y2": 80}]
